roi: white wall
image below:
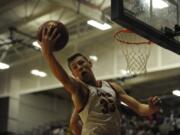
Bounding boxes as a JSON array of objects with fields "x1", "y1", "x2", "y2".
[{"x1": 18, "y1": 93, "x2": 72, "y2": 133}]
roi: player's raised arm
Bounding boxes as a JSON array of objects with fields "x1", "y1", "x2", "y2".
[
  {"x1": 38, "y1": 21, "x2": 79, "y2": 95},
  {"x1": 36, "y1": 21, "x2": 93, "y2": 114}
]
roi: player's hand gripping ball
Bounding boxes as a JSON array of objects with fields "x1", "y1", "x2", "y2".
[{"x1": 37, "y1": 20, "x2": 69, "y2": 51}]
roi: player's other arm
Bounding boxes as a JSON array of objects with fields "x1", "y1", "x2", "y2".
[
  {"x1": 110, "y1": 82, "x2": 160, "y2": 116},
  {"x1": 70, "y1": 109, "x2": 82, "y2": 135}
]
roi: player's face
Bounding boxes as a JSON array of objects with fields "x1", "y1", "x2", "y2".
[{"x1": 70, "y1": 56, "x2": 93, "y2": 81}]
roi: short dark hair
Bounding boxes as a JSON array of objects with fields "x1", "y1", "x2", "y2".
[{"x1": 67, "y1": 53, "x2": 88, "y2": 70}]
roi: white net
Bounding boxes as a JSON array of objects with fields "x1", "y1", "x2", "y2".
[{"x1": 114, "y1": 29, "x2": 152, "y2": 75}]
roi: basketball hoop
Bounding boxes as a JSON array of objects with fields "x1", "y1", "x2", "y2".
[{"x1": 114, "y1": 29, "x2": 152, "y2": 75}]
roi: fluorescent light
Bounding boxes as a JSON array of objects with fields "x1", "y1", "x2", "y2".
[
  {"x1": 119, "y1": 69, "x2": 130, "y2": 75},
  {"x1": 172, "y1": 90, "x2": 180, "y2": 97},
  {"x1": 89, "y1": 55, "x2": 98, "y2": 62},
  {"x1": 31, "y1": 69, "x2": 47, "y2": 77},
  {"x1": 153, "y1": 0, "x2": 168, "y2": 9},
  {"x1": 32, "y1": 41, "x2": 41, "y2": 48},
  {"x1": 87, "y1": 20, "x2": 112, "y2": 30},
  {"x1": 121, "y1": 101, "x2": 128, "y2": 106},
  {"x1": 0, "y1": 62, "x2": 10, "y2": 69},
  {"x1": 145, "y1": 0, "x2": 168, "y2": 9}
]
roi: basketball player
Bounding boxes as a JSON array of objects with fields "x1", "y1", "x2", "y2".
[{"x1": 39, "y1": 27, "x2": 160, "y2": 135}]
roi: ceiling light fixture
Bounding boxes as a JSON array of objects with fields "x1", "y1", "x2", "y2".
[
  {"x1": 89, "y1": 55, "x2": 98, "y2": 62},
  {"x1": 119, "y1": 69, "x2": 131, "y2": 75},
  {"x1": 172, "y1": 90, "x2": 180, "y2": 97},
  {"x1": 87, "y1": 20, "x2": 112, "y2": 30},
  {"x1": 0, "y1": 62, "x2": 10, "y2": 70},
  {"x1": 31, "y1": 69, "x2": 47, "y2": 77},
  {"x1": 32, "y1": 41, "x2": 41, "y2": 49},
  {"x1": 145, "y1": 0, "x2": 169, "y2": 9},
  {"x1": 121, "y1": 101, "x2": 128, "y2": 106}
]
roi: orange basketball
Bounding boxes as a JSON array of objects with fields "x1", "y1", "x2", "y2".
[{"x1": 37, "y1": 20, "x2": 69, "y2": 51}]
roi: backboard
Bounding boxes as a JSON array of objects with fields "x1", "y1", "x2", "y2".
[{"x1": 111, "y1": 0, "x2": 180, "y2": 54}]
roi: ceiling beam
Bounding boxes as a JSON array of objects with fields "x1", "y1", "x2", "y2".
[
  {"x1": 50, "y1": 0, "x2": 105, "y2": 22},
  {"x1": 0, "y1": 4, "x2": 62, "y2": 34}
]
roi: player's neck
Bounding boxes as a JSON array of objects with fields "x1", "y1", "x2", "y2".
[
  {"x1": 82, "y1": 75, "x2": 99, "y2": 87},
  {"x1": 83, "y1": 79, "x2": 96, "y2": 86},
  {"x1": 84, "y1": 79, "x2": 102, "y2": 88}
]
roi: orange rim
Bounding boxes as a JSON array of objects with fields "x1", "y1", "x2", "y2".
[{"x1": 114, "y1": 29, "x2": 152, "y2": 45}]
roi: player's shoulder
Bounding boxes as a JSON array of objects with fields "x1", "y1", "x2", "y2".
[
  {"x1": 69, "y1": 77, "x2": 90, "y2": 101},
  {"x1": 106, "y1": 80, "x2": 122, "y2": 88},
  {"x1": 71, "y1": 77, "x2": 85, "y2": 87},
  {"x1": 107, "y1": 80, "x2": 126, "y2": 94}
]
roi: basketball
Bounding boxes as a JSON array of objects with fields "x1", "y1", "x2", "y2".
[{"x1": 37, "y1": 20, "x2": 69, "y2": 51}]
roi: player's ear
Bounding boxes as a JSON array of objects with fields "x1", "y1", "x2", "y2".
[{"x1": 89, "y1": 60, "x2": 92, "y2": 68}]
